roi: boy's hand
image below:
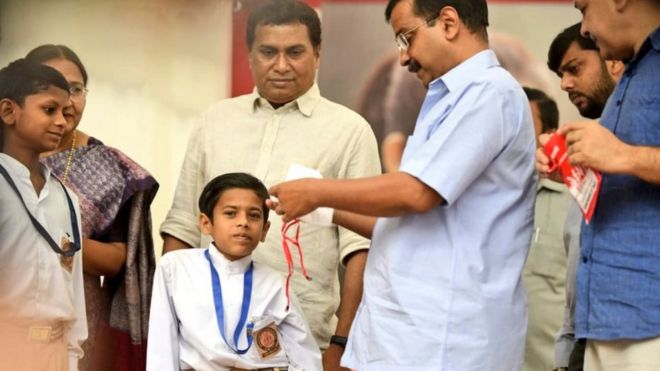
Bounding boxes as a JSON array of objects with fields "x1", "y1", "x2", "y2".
[
  {"x1": 268, "y1": 179, "x2": 320, "y2": 223},
  {"x1": 322, "y1": 345, "x2": 350, "y2": 371}
]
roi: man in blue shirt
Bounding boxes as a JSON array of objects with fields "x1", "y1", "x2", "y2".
[
  {"x1": 537, "y1": 0, "x2": 660, "y2": 368},
  {"x1": 545, "y1": 22, "x2": 623, "y2": 371},
  {"x1": 268, "y1": 0, "x2": 536, "y2": 369}
]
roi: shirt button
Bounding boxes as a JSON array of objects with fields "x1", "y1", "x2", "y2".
[
  {"x1": 616, "y1": 100, "x2": 622, "y2": 106},
  {"x1": 582, "y1": 257, "x2": 588, "y2": 263}
]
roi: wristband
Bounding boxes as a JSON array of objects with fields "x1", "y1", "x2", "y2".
[{"x1": 329, "y1": 335, "x2": 348, "y2": 348}]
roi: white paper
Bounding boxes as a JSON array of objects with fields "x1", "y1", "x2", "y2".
[{"x1": 283, "y1": 163, "x2": 334, "y2": 227}]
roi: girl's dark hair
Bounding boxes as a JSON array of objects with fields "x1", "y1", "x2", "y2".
[
  {"x1": 0, "y1": 58, "x2": 70, "y2": 151},
  {"x1": 198, "y1": 172, "x2": 270, "y2": 224},
  {"x1": 25, "y1": 44, "x2": 88, "y2": 85}
]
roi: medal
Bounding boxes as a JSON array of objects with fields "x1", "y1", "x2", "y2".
[
  {"x1": 60, "y1": 233, "x2": 74, "y2": 272},
  {"x1": 254, "y1": 323, "x2": 281, "y2": 359}
]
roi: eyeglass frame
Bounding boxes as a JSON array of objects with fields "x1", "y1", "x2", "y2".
[
  {"x1": 395, "y1": 14, "x2": 438, "y2": 52},
  {"x1": 68, "y1": 83, "x2": 88, "y2": 98}
]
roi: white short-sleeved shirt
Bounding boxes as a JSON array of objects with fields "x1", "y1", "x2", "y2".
[
  {"x1": 342, "y1": 50, "x2": 536, "y2": 371},
  {"x1": 0, "y1": 153, "x2": 87, "y2": 371}
]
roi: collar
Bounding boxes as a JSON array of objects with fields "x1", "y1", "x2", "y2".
[
  {"x1": 650, "y1": 26, "x2": 660, "y2": 52},
  {"x1": 429, "y1": 49, "x2": 500, "y2": 93},
  {"x1": 250, "y1": 83, "x2": 321, "y2": 118},
  {"x1": 0, "y1": 153, "x2": 51, "y2": 181},
  {"x1": 629, "y1": 26, "x2": 660, "y2": 67},
  {"x1": 537, "y1": 177, "x2": 566, "y2": 193},
  {"x1": 0, "y1": 153, "x2": 52, "y2": 201},
  {"x1": 207, "y1": 242, "x2": 252, "y2": 275}
]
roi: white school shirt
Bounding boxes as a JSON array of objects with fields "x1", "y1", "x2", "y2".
[
  {"x1": 0, "y1": 153, "x2": 87, "y2": 371},
  {"x1": 147, "y1": 244, "x2": 322, "y2": 371}
]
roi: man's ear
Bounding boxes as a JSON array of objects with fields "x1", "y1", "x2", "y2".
[
  {"x1": 313, "y1": 44, "x2": 321, "y2": 70},
  {"x1": 247, "y1": 48, "x2": 255, "y2": 72},
  {"x1": 612, "y1": 0, "x2": 629, "y2": 12},
  {"x1": 606, "y1": 60, "x2": 625, "y2": 80},
  {"x1": 0, "y1": 99, "x2": 17, "y2": 127},
  {"x1": 199, "y1": 213, "x2": 213, "y2": 235},
  {"x1": 438, "y1": 6, "x2": 460, "y2": 40},
  {"x1": 260, "y1": 220, "x2": 271, "y2": 242}
]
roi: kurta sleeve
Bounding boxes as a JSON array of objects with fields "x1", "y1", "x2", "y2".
[
  {"x1": 337, "y1": 118, "x2": 381, "y2": 263},
  {"x1": 160, "y1": 118, "x2": 207, "y2": 248},
  {"x1": 146, "y1": 260, "x2": 180, "y2": 371}
]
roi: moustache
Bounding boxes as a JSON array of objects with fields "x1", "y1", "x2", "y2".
[
  {"x1": 568, "y1": 92, "x2": 586, "y2": 102},
  {"x1": 407, "y1": 60, "x2": 422, "y2": 73}
]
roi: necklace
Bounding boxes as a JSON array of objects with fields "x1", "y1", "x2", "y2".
[{"x1": 62, "y1": 130, "x2": 77, "y2": 184}]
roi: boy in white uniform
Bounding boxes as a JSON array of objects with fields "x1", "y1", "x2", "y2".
[
  {"x1": 147, "y1": 172, "x2": 321, "y2": 371},
  {"x1": 0, "y1": 59, "x2": 87, "y2": 371}
]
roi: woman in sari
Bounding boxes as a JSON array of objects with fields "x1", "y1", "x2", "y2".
[{"x1": 27, "y1": 44, "x2": 158, "y2": 371}]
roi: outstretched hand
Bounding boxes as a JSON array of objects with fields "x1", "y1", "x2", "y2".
[{"x1": 268, "y1": 178, "x2": 320, "y2": 223}]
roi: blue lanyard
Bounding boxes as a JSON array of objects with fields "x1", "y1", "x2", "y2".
[{"x1": 204, "y1": 249, "x2": 254, "y2": 354}]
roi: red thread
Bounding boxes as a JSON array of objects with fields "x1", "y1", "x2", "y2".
[{"x1": 281, "y1": 219, "x2": 312, "y2": 310}]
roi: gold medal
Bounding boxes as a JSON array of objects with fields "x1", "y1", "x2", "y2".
[{"x1": 254, "y1": 323, "x2": 280, "y2": 358}]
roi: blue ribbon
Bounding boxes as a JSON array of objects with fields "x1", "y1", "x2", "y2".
[{"x1": 204, "y1": 249, "x2": 254, "y2": 354}]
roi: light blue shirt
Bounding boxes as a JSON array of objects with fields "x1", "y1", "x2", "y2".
[{"x1": 341, "y1": 50, "x2": 536, "y2": 371}]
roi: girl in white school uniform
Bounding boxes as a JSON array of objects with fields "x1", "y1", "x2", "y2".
[
  {"x1": 147, "y1": 173, "x2": 321, "y2": 371},
  {"x1": 0, "y1": 59, "x2": 87, "y2": 371}
]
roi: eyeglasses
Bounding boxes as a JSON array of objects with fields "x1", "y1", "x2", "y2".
[
  {"x1": 395, "y1": 15, "x2": 437, "y2": 52},
  {"x1": 69, "y1": 83, "x2": 88, "y2": 98}
]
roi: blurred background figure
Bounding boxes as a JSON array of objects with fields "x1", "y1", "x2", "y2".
[{"x1": 521, "y1": 86, "x2": 570, "y2": 371}]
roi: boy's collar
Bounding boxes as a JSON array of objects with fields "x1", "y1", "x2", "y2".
[
  {"x1": 0, "y1": 153, "x2": 51, "y2": 180},
  {"x1": 207, "y1": 242, "x2": 252, "y2": 274}
]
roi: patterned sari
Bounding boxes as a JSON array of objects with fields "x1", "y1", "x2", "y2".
[{"x1": 42, "y1": 137, "x2": 158, "y2": 371}]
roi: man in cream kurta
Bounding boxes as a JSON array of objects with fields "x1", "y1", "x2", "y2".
[
  {"x1": 161, "y1": 81, "x2": 380, "y2": 348},
  {"x1": 160, "y1": 4, "x2": 380, "y2": 360},
  {"x1": 0, "y1": 154, "x2": 87, "y2": 371}
]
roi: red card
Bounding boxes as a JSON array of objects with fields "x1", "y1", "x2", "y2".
[{"x1": 543, "y1": 133, "x2": 602, "y2": 223}]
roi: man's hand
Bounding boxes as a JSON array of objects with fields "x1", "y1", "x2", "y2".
[
  {"x1": 536, "y1": 133, "x2": 563, "y2": 183},
  {"x1": 267, "y1": 178, "x2": 320, "y2": 223},
  {"x1": 558, "y1": 120, "x2": 631, "y2": 174},
  {"x1": 322, "y1": 345, "x2": 350, "y2": 371}
]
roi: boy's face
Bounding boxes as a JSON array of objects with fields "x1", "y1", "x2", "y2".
[
  {"x1": 200, "y1": 188, "x2": 270, "y2": 261},
  {"x1": 1, "y1": 86, "x2": 69, "y2": 153}
]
